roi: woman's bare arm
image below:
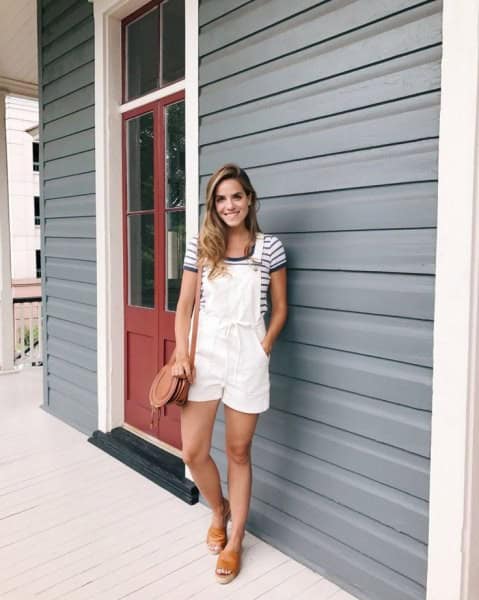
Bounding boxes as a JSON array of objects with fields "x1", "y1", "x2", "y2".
[
  {"x1": 173, "y1": 269, "x2": 198, "y2": 382},
  {"x1": 262, "y1": 267, "x2": 288, "y2": 355}
]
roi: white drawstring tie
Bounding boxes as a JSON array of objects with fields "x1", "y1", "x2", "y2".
[{"x1": 206, "y1": 317, "x2": 261, "y2": 385}]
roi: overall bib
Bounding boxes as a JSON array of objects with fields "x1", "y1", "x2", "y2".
[{"x1": 188, "y1": 234, "x2": 270, "y2": 413}]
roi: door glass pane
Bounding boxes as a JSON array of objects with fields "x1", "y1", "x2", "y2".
[
  {"x1": 166, "y1": 211, "x2": 185, "y2": 311},
  {"x1": 129, "y1": 214, "x2": 154, "y2": 308},
  {"x1": 165, "y1": 100, "x2": 185, "y2": 209},
  {"x1": 125, "y1": 6, "x2": 159, "y2": 100},
  {"x1": 127, "y1": 113, "x2": 154, "y2": 212},
  {"x1": 161, "y1": 0, "x2": 185, "y2": 86}
]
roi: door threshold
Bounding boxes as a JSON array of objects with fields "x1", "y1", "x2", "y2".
[
  {"x1": 88, "y1": 426, "x2": 198, "y2": 504},
  {"x1": 122, "y1": 422, "x2": 183, "y2": 459}
]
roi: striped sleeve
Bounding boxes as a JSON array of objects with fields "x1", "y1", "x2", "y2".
[
  {"x1": 183, "y1": 235, "x2": 199, "y2": 272},
  {"x1": 268, "y1": 235, "x2": 287, "y2": 272}
]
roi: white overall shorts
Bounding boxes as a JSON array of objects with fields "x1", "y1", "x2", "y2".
[{"x1": 188, "y1": 234, "x2": 270, "y2": 413}]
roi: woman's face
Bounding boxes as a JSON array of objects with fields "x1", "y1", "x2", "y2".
[{"x1": 214, "y1": 178, "x2": 250, "y2": 230}]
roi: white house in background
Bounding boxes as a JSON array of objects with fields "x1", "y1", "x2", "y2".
[{"x1": 5, "y1": 95, "x2": 41, "y2": 300}]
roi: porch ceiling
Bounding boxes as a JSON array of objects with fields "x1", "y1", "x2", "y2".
[{"x1": 0, "y1": 0, "x2": 37, "y2": 98}]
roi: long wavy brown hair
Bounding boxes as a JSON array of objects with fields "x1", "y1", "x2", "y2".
[{"x1": 199, "y1": 163, "x2": 262, "y2": 278}]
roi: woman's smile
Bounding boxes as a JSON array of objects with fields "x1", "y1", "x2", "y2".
[{"x1": 224, "y1": 211, "x2": 241, "y2": 220}]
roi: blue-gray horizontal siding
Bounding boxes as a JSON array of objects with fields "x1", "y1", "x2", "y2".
[
  {"x1": 199, "y1": 1, "x2": 441, "y2": 599},
  {"x1": 38, "y1": 0, "x2": 96, "y2": 435}
]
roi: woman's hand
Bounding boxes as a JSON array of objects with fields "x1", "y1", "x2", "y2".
[
  {"x1": 261, "y1": 339, "x2": 272, "y2": 357},
  {"x1": 172, "y1": 354, "x2": 194, "y2": 383}
]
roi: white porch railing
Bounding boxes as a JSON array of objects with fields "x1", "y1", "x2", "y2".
[{"x1": 13, "y1": 297, "x2": 43, "y2": 366}]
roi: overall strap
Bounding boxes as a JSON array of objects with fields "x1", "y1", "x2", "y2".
[{"x1": 251, "y1": 233, "x2": 265, "y2": 263}]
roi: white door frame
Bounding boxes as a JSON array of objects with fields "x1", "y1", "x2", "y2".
[
  {"x1": 90, "y1": 0, "x2": 198, "y2": 440},
  {"x1": 427, "y1": 1, "x2": 479, "y2": 599}
]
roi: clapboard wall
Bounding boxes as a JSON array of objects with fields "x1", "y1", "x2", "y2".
[
  {"x1": 199, "y1": 2, "x2": 441, "y2": 599},
  {"x1": 38, "y1": 0, "x2": 97, "y2": 434}
]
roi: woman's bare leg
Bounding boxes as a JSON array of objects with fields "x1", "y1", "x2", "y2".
[
  {"x1": 222, "y1": 404, "x2": 259, "y2": 558},
  {"x1": 181, "y1": 399, "x2": 226, "y2": 529}
]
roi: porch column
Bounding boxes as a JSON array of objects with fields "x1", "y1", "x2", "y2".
[{"x1": 0, "y1": 91, "x2": 15, "y2": 372}]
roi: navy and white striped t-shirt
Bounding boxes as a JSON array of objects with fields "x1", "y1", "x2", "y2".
[{"x1": 183, "y1": 234, "x2": 287, "y2": 315}]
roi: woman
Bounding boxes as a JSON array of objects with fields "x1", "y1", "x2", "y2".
[{"x1": 173, "y1": 163, "x2": 288, "y2": 584}]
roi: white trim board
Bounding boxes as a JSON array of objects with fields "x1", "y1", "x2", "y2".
[
  {"x1": 0, "y1": 76, "x2": 38, "y2": 99},
  {"x1": 92, "y1": 0, "x2": 199, "y2": 461},
  {"x1": 119, "y1": 81, "x2": 185, "y2": 113},
  {"x1": 428, "y1": 1, "x2": 479, "y2": 599}
]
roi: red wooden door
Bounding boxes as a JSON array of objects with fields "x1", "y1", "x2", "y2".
[{"x1": 122, "y1": 91, "x2": 185, "y2": 449}]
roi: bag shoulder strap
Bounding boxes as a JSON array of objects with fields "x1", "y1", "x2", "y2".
[{"x1": 188, "y1": 264, "x2": 203, "y2": 367}]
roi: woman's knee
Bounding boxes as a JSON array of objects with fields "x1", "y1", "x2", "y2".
[
  {"x1": 226, "y1": 442, "x2": 251, "y2": 465},
  {"x1": 182, "y1": 445, "x2": 210, "y2": 468}
]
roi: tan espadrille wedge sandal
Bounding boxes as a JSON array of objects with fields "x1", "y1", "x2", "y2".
[
  {"x1": 206, "y1": 498, "x2": 231, "y2": 555},
  {"x1": 215, "y1": 547, "x2": 241, "y2": 584}
]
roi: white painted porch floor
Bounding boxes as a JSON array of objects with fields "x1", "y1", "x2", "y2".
[{"x1": 0, "y1": 368, "x2": 359, "y2": 600}]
